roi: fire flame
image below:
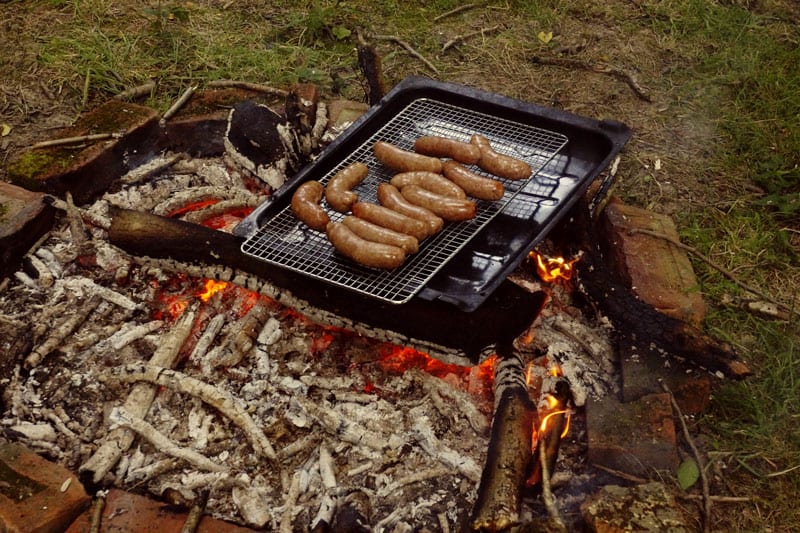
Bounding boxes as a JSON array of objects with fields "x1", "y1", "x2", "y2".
[
  {"x1": 199, "y1": 279, "x2": 229, "y2": 302},
  {"x1": 529, "y1": 251, "x2": 578, "y2": 283}
]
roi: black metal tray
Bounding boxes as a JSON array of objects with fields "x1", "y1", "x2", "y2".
[{"x1": 235, "y1": 76, "x2": 631, "y2": 312}]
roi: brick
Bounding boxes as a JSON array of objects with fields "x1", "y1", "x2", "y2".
[
  {"x1": 65, "y1": 489, "x2": 257, "y2": 533},
  {"x1": 0, "y1": 181, "x2": 55, "y2": 279},
  {"x1": 0, "y1": 442, "x2": 90, "y2": 533},
  {"x1": 581, "y1": 482, "x2": 691, "y2": 533},
  {"x1": 326, "y1": 99, "x2": 369, "y2": 131},
  {"x1": 586, "y1": 393, "x2": 678, "y2": 478},
  {"x1": 619, "y1": 342, "x2": 711, "y2": 415},
  {"x1": 598, "y1": 198, "x2": 706, "y2": 326},
  {"x1": 6, "y1": 100, "x2": 159, "y2": 204}
]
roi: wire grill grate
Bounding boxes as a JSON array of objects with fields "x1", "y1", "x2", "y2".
[{"x1": 241, "y1": 97, "x2": 568, "y2": 304}]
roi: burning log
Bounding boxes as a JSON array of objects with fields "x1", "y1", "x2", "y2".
[
  {"x1": 471, "y1": 345, "x2": 537, "y2": 531},
  {"x1": 107, "y1": 207, "x2": 546, "y2": 366}
]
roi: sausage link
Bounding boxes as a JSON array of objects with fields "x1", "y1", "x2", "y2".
[
  {"x1": 351, "y1": 202, "x2": 429, "y2": 241},
  {"x1": 326, "y1": 222, "x2": 406, "y2": 270},
  {"x1": 325, "y1": 162, "x2": 369, "y2": 213},
  {"x1": 390, "y1": 171, "x2": 466, "y2": 199},
  {"x1": 470, "y1": 134, "x2": 532, "y2": 180},
  {"x1": 342, "y1": 215, "x2": 419, "y2": 254},
  {"x1": 413, "y1": 135, "x2": 481, "y2": 165},
  {"x1": 376, "y1": 183, "x2": 444, "y2": 237},
  {"x1": 290, "y1": 181, "x2": 330, "y2": 231},
  {"x1": 400, "y1": 185, "x2": 477, "y2": 222},
  {"x1": 442, "y1": 160, "x2": 505, "y2": 201},
  {"x1": 373, "y1": 141, "x2": 443, "y2": 173}
]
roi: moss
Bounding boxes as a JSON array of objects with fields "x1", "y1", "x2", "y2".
[{"x1": 6, "y1": 150, "x2": 73, "y2": 191}]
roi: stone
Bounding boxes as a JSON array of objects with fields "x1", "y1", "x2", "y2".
[
  {"x1": 581, "y1": 482, "x2": 692, "y2": 532},
  {"x1": 619, "y1": 342, "x2": 711, "y2": 415},
  {"x1": 586, "y1": 393, "x2": 679, "y2": 478},
  {"x1": 598, "y1": 198, "x2": 706, "y2": 326},
  {"x1": 0, "y1": 442, "x2": 90, "y2": 533},
  {"x1": 0, "y1": 181, "x2": 54, "y2": 279},
  {"x1": 65, "y1": 488, "x2": 257, "y2": 533},
  {"x1": 6, "y1": 100, "x2": 160, "y2": 204}
]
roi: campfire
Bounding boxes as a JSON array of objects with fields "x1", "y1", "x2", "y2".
[{"x1": 0, "y1": 78, "x2": 749, "y2": 531}]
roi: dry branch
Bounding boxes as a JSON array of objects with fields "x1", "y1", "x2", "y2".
[
  {"x1": 442, "y1": 25, "x2": 502, "y2": 53},
  {"x1": 373, "y1": 34, "x2": 440, "y2": 75},
  {"x1": 161, "y1": 86, "x2": 197, "y2": 125},
  {"x1": 434, "y1": 2, "x2": 485, "y2": 22},
  {"x1": 114, "y1": 80, "x2": 156, "y2": 101},
  {"x1": 24, "y1": 295, "x2": 101, "y2": 368},
  {"x1": 102, "y1": 363, "x2": 276, "y2": 460},
  {"x1": 205, "y1": 79, "x2": 289, "y2": 97},
  {"x1": 31, "y1": 133, "x2": 122, "y2": 150},
  {"x1": 530, "y1": 55, "x2": 651, "y2": 102}
]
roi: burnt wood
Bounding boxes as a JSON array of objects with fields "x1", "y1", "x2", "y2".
[{"x1": 107, "y1": 207, "x2": 546, "y2": 361}]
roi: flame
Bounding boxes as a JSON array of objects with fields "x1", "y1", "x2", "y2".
[
  {"x1": 198, "y1": 279, "x2": 229, "y2": 302},
  {"x1": 166, "y1": 198, "x2": 220, "y2": 218},
  {"x1": 529, "y1": 251, "x2": 578, "y2": 283}
]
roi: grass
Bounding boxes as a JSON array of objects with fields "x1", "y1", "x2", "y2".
[{"x1": 2, "y1": 0, "x2": 800, "y2": 530}]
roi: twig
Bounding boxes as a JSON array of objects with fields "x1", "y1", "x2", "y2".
[
  {"x1": 433, "y1": 2, "x2": 485, "y2": 22},
  {"x1": 539, "y1": 435, "x2": 567, "y2": 532},
  {"x1": 114, "y1": 80, "x2": 157, "y2": 101},
  {"x1": 628, "y1": 228, "x2": 796, "y2": 318},
  {"x1": 110, "y1": 407, "x2": 227, "y2": 472},
  {"x1": 530, "y1": 55, "x2": 651, "y2": 102},
  {"x1": 205, "y1": 80, "x2": 289, "y2": 97},
  {"x1": 180, "y1": 491, "x2": 208, "y2": 533},
  {"x1": 81, "y1": 68, "x2": 91, "y2": 112},
  {"x1": 680, "y1": 494, "x2": 752, "y2": 503},
  {"x1": 160, "y1": 85, "x2": 197, "y2": 125},
  {"x1": 102, "y1": 363, "x2": 276, "y2": 459},
  {"x1": 30, "y1": 132, "x2": 123, "y2": 150},
  {"x1": 24, "y1": 295, "x2": 101, "y2": 368},
  {"x1": 87, "y1": 492, "x2": 106, "y2": 533},
  {"x1": 442, "y1": 25, "x2": 502, "y2": 52},
  {"x1": 593, "y1": 463, "x2": 649, "y2": 484},
  {"x1": 373, "y1": 34, "x2": 440, "y2": 75},
  {"x1": 765, "y1": 463, "x2": 800, "y2": 478},
  {"x1": 660, "y1": 380, "x2": 711, "y2": 533}
]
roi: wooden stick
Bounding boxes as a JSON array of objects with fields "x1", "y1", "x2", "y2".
[
  {"x1": 31, "y1": 132, "x2": 122, "y2": 150},
  {"x1": 433, "y1": 2, "x2": 485, "y2": 22},
  {"x1": 114, "y1": 80, "x2": 157, "y2": 101},
  {"x1": 442, "y1": 25, "x2": 502, "y2": 52},
  {"x1": 661, "y1": 380, "x2": 711, "y2": 533},
  {"x1": 87, "y1": 492, "x2": 106, "y2": 533},
  {"x1": 373, "y1": 34, "x2": 440, "y2": 75},
  {"x1": 205, "y1": 79, "x2": 289, "y2": 97},
  {"x1": 161, "y1": 85, "x2": 197, "y2": 125},
  {"x1": 24, "y1": 295, "x2": 101, "y2": 368},
  {"x1": 530, "y1": 55, "x2": 651, "y2": 102},
  {"x1": 628, "y1": 228, "x2": 796, "y2": 318}
]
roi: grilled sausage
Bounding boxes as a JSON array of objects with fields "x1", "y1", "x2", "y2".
[
  {"x1": 326, "y1": 221, "x2": 406, "y2": 270},
  {"x1": 389, "y1": 171, "x2": 466, "y2": 199},
  {"x1": 325, "y1": 162, "x2": 369, "y2": 213},
  {"x1": 290, "y1": 180, "x2": 329, "y2": 231},
  {"x1": 342, "y1": 215, "x2": 419, "y2": 254},
  {"x1": 470, "y1": 134, "x2": 532, "y2": 180},
  {"x1": 351, "y1": 202, "x2": 429, "y2": 241},
  {"x1": 376, "y1": 183, "x2": 444, "y2": 237},
  {"x1": 400, "y1": 185, "x2": 477, "y2": 222},
  {"x1": 442, "y1": 160, "x2": 505, "y2": 201},
  {"x1": 373, "y1": 141, "x2": 443, "y2": 173},
  {"x1": 413, "y1": 135, "x2": 481, "y2": 165}
]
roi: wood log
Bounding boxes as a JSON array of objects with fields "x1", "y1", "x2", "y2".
[{"x1": 107, "y1": 207, "x2": 546, "y2": 364}]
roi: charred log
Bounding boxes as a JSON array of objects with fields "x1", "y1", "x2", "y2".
[
  {"x1": 357, "y1": 42, "x2": 386, "y2": 106},
  {"x1": 107, "y1": 208, "x2": 546, "y2": 364},
  {"x1": 555, "y1": 201, "x2": 751, "y2": 380}
]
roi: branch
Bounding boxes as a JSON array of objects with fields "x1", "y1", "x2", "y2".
[
  {"x1": 160, "y1": 85, "x2": 197, "y2": 125},
  {"x1": 373, "y1": 34, "x2": 440, "y2": 75},
  {"x1": 530, "y1": 55, "x2": 651, "y2": 102},
  {"x1": 433, "y1": 2, "x2": 485, "y2": 22},
  {"x1": 442, "y1": 25, "x2": 502, "y2": 53}
]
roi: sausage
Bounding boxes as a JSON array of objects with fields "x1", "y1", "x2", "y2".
[
  {"x1": 351, "y1": 202, "x2": 429, "y2": 241},
  {"x1": 325, "y1": 162, "x2": 369, "y2": 213},
  {"x1": 470, "y1": 134, "x2": 532, "y2": 180},
  {"x1": 342, "y1": 215, "x2": 419, "y2": 254},
  {"x1": 390, "y1": 171, "x2": 466, "y2": 199},
  {"x1": 373, "y1": 141, "x2": 443, "y2": 173},
  {"x1": 326, "y1": 222, "x2": 406, "y2": 270},
  {"x1": 290, "y1": 180, "x2": 330, "y2": 231},
  {"x1": 442, "y1": 160, "x2": 505, "y2": 201},
  {"x1": 400, "y1": 185, "x2": 477, "y2": 222},
  {"x1": 413, "y1": 135, "x2": 481, "y2": 165},
  {"x1": 376, "y1": 183, "x2": 444, "y2": 237}
]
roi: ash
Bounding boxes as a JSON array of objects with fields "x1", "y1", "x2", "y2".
[{"x1": 0, "y1": 150, "x2": 618, "y2": 531}]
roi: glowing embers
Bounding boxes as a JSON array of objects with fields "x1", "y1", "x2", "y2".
[
  {"x1": 529, "y1": 250, "x2": 580, "y2": 283},
  {"x1": 152, "y1": 276, "x2": 237, "y2": 321}
]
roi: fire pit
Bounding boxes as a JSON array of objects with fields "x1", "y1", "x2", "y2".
[{"x1": 0, "y1": 77, "x2": 746, "y2": 531}]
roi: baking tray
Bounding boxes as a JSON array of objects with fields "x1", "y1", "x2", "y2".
[{"x1": 235, "y1": 76, "x2": 632, "y2": 312}]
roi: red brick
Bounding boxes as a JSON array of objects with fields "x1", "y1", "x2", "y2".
[
  {"x1": 0, "y1": 181, "x2": 54, "y2": 279},
  {"x1": 65, "y1": 489, "x2": 257, "y2": 533},
  {"x1": 6, "y1": 100, "x2": 159, "y2": 204},
  {"x1": 598, "y1": 198, "x2": 706, "y2": 326},
  {"x1": 586, "y1": 393, "x2": 678, "y2": 478},
  {"x1": 0, "y1": 442, "x2": 90, "y2": 533}
]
